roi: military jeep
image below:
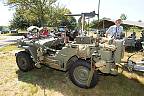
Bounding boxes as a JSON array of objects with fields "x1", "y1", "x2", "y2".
[
  {"x1": 16, "y1": 30, "x2": 124, "y2": 89},
  {"x1": 15, "y1": 12, "x2": 125, "y2": 89}
]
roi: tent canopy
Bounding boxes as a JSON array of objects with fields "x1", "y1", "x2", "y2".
[
  {"x1": 98, "y1": 19, "x2": 144, "y2": 29},
  {"x1": 27, "y1": 26, "x2": 40, "y2": 32}
]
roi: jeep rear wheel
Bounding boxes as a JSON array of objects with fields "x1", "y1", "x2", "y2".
[
  {"x1": 68, "y1": 60, "x2": 99, "y2": 89},
  {"x1": 16, "y1": 51, "x2": 34, "y2": 72}
]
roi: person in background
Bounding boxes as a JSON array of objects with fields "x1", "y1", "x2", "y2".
[
  {"x1": 65, "y1": 27, "x2": 70, "y2": 43},
  {"x1": 129, "y1": 32, "x2": 136, "y2": 39},
  {"x1": 106, "y1": 19, "x2": 124, "y2": 39},
  {"x1": 40, "y1": 26, "x2": 49, "y2": 37}
]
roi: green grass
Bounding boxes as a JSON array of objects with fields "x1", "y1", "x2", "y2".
[
  {"x1": 0, "y1": 43, "x2": 21, "y2": 52},
  {"x1": 0, "y1": 44, "x2": 144, "y2": 96}
]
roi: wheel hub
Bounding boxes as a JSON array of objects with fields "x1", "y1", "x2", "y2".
[
  {"x1": 73, "y1": 66, "x2": 90, "y2": 85},
  {"x1": 18, "y1": 57, "x2": 27, "y2": 69}
]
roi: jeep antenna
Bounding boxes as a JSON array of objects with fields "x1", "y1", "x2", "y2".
[{"x1": 98, "y1": 0, "x2": 101, "y2": 21}]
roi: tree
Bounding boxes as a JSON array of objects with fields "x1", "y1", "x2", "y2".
[
  {"x1": 7, "y1": 0, "x2": 77, "y2": 29},
  {"x1": 138, "y1": 20, "x2": 142, "y2": 22},
  {"x1": 89, "y1": 19, "x2": 102, "y2": 29},
  {"x1": 120, "y1": 13, "x2": 127, "y2": 20},
  {"x1": 7, "y1": 0, "x2": 57, "y2": 27}
]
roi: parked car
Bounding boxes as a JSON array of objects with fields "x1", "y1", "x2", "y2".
[
  {"x1": 0, "y1": 26, "x2": 10, "y2": 34},
  {"x1": 10, "y1": 29, "x2": 18, "y2": 33}
]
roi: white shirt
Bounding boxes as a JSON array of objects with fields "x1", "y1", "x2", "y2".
[{"x1": 106, "y1": 25, "x2": 123, "y2": 39}]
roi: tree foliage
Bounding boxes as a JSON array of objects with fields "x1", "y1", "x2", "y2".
[
  {"x1": 120, "y1": 13, "x2": 127, "y2": 20},
  {"x1": 89, "y1": 19, "x2": 103, "y2": 29},
  {"x1": 7, "y1": 0, "x2": 76, "y2": 29}
]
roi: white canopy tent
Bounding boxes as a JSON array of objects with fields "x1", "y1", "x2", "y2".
[
  {"x1": 122, "y1": 20, "x2": 144, "y2": 28},
  {"x1": 27, "y1": 26, "x2": 40, "y2": 32}
]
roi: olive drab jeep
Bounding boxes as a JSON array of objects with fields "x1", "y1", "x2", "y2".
[{"x1": 15, "y1": 12, "x2": 125, "y2": 89}]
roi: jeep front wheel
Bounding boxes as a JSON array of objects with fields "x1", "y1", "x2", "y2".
[
  {"x1": 16, "y1": 51, "x2": 34, "y2": 72},
  {"x1": 68, "y1": 60, "x2": 99, "y2": 89}
]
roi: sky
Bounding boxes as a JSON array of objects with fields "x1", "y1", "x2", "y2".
[
  {"x1": 0, "y1": 0, "x2": 144, "y2": 25},
  {"x1": 0, "y1": 1, "x2": 14, "y2": 26},
  {"x1": 58, "y1": 0, "x2": 144, "y2": 21}
]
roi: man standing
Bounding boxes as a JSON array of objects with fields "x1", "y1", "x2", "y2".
[{"x1": 106, "y1": 19, "x2": 123, "y2": 39}]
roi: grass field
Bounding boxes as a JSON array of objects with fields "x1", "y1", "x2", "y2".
[
  {"x1": 0, "y1": 44, "x2": 144, "y2": 96},
  {"x1": 0, "y1": 43, "x2": 20, "y2": 52}
]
